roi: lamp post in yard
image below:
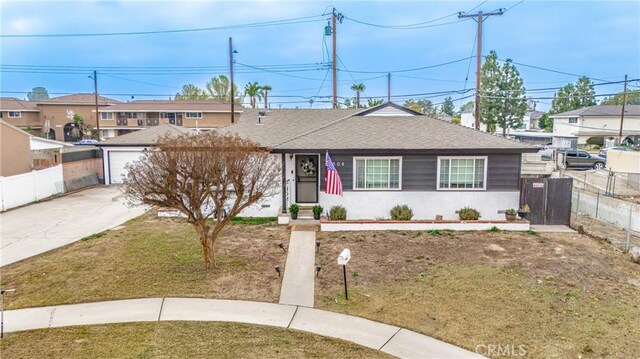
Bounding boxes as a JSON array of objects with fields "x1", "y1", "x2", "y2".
[{"x1": 337, "y1": 248, "x2": 351, "y2": 300}]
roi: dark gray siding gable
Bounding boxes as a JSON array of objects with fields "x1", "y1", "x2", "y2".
[{"x1": 318, "y1": 152, "x2": 521, "y2": 192}]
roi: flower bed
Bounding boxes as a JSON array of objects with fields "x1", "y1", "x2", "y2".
[{"x1": 319, "y1": 217, "x2": 529, "y2": 232}]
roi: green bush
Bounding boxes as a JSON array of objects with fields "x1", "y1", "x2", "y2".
[
  {"x1": 489, "y1": 226, "x2": 501, "y2": 232},
  {"x1": 329, "y1": 205, "x2": 347, "y2": 220},
  {"x1": 288, "y1": 203, "x2": 299, "y2": 214},
  {"x1": 458, "y1": 207, "x2": 480, "y2": 220},
  {"x1": 390, "y1": 205, "x2": 414, "y2": 220},
  {"x1": 593, "y1": 145, "x2": 601, "y2": 150},
  {"x1": 505, "y1": 208, "x2": 517, "y2": 215},
  {"x1": 312, "y1": 205, "x2": 324, "y2": 215},
  {"x1": 586, "y1": 136, "x2": 604, "y2": 147}
]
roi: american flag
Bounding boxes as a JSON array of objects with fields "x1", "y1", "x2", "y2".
[{"x1": 325, "y1": 151, "x2": 343, "y2": 196}]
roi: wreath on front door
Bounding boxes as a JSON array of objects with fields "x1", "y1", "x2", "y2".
[{"x1": 300, "y1": 157, "x2": 317, "y2": 175}]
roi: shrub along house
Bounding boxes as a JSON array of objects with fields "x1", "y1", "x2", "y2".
[{"x1": 225, "y1": 103, "x2": 538, "y2": 221}]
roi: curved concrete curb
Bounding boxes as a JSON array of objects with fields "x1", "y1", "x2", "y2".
[{"x1": 5, "y1": 298, "x2": 483, "y2": 359}]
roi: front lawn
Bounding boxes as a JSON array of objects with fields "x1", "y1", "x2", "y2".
[
  {"x1": 2, "y1": 212, "x2": 289, "y2": 309},
  {"x1": 0, "y1": 322, "x2": 389, "y2": 359},
  {"x1": 315, "y1": 230, "x2": 640, "y2": 358}
]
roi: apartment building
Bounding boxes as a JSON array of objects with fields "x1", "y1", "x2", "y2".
[{"x1": 97, "y1": 100, "x2": 242, "y2": 138}]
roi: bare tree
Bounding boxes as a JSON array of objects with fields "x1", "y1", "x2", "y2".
[{"x1": 122, "y1": 131, "x2": 281, "y2": 269}]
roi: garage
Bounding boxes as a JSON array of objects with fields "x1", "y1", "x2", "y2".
[
  {"x1": 98, "y1": 125, "x2": 190, "y2": 185},
  {"x1": 107, "y1": 150, "x2": 143, "y2": 184}
]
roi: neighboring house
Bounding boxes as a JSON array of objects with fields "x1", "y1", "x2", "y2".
[
  {"x1": 461, "y1": 110, "x2": 544, "y2": 132},
  {"x1": 551, "y1": 105, "x2": 640, "y2": 147},
  {"x1": 97, "y1": 100, "x2": 242, "y2": 139},
  {"x1": 224, "y1": 102, "x2": 537, "y2": 221},
  {"x1": 1, "y1": 119, "x2": 70, "y2": 176},
  {"x1": 98, "y1": 124, "x2": 190, "y2": 185},
  {"x1": 0, "y1": 97, "x2": 41, "y2": 133},
  {"x1": 37, "y1": 93, "x2": 121, "y2": 141}
]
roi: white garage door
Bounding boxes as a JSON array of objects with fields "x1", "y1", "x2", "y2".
[{"x1": 109, "y1": 151, "x2": 143, "y2": 184}]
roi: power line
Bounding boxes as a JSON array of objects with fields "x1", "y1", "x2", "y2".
[
  {"x1": 0, "y1": 15, "x2": 326, "y2": 38},
  {"x1": 337, "y1": 56, "x2": 473, "y2": 74},
  {"x1": 342, "y1": 11, "x2": 468, "y2": 29},
  {"x1": 101, "y1": 74, "x2": 181, "y2": 89}
]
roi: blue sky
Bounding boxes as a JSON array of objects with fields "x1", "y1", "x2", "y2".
[{"x1": 1, "y1": 1, "x2": 639, "y2": 111}]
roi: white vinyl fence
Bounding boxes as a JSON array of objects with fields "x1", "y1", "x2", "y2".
[{"x1": 0, "y1": 165, "x2": 65, "y2": 211}]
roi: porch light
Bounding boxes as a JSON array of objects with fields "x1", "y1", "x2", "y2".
[
  {"x1": 315, "y1": 265, "x2": 322, "y2": 277},
  {"x1": 316, "y1": 240, "x2": 321, "y2": 249},
  {"x1": 275, "y1": 265, "x2": 282, "y2": 277}
]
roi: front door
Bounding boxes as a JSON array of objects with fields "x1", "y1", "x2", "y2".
[{"x1": 295, "y1": 154, "x2": 319, "y2": 203}]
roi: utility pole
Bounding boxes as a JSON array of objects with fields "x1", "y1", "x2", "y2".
[
  {"x1": 93, "y1": 70, "x2": 100, "y2": 138},
  {"x1": 619, "y1": 74, "x2": 628, "y2": 144},
  {"x1": 229, "y1": 37, "x2": 235, "y2": 124},
  {"x1": 458, "y1": 9, "x2": 504, "y2": 130},
  {"x1": 387, "y1": 72, "x2": 391, "y2": 102},
  {"x1": 332, "y1": 9, "x2": 338, "y2": 109}
]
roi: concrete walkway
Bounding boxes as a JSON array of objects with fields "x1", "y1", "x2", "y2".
[
  {"x1": 279, "y1": 230, "x2": 316, "y2": 307},
  {"x1": 530, "y1": 225, "x2": 577, "y2": 233},
  {"x1": 0, "y1": 186, "x2": 146, "y2": 266},
  {"x1": 4, "y1": 298, "x2": 483, "y2": 358}
]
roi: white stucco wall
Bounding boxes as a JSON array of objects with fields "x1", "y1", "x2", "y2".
[
  {"x1": 553, "y1": 116, "x2": 640, "y2": 144},
  {"x1": 316, "y1": 191, "x2": 519, "y2": 221}
]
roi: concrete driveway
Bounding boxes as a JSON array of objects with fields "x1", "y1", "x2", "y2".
[{"x1": 1, "y1": 186, "x2": 146, "y2": 266}]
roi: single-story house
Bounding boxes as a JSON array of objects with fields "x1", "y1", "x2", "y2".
[
  {"x1": 98, "y1": 124, "x2": 189, "y2": 184},
  {"x1": 224, "y1": 102, "x2": 538, "y2": 221}
]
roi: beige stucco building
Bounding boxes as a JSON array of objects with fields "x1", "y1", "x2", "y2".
[
  {"x1": 36, "y1": 94, "x2": 120, "y2": 141},
  {"x1": 97, "y1": 100, "x2": 242, "y2": 138},
  {"x1": 1, "y1": 95, "x2": 242, "y2": 142}
]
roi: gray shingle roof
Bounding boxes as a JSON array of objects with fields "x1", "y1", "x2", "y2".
[
  {"x1": 98, "y1": 124, "x2": 190, "y2": 146},
  {"x1": 226, "y1": 107, "x2": 534, "y2": 151},
  {"x1": 221, "y1": 108, "x2": 361, "y2": 147},
  {"x1": 550, "y1": 105, "x2": 640, "y2": 118}
]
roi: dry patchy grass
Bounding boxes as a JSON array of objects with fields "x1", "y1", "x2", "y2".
[
  {"x1": 2, "y1": 212, "x2": 290, "y2": 309},
  {"x1": 316, "y1": 230, "x2": 640, "y2": 358},
  {"x1": 0, "y1": 322, "x2": 390, "y2": 359}
]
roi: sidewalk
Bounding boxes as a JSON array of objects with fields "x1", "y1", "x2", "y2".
[
  {"x1": 5, "y1": 298, "x2": 483, "y2": 359},
  {"x1": 279, "y1": 230, "x2": 316, "y2": 307}
]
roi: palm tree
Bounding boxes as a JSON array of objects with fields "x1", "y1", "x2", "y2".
[
  {"x1": 261, "y1": 85, "x2": 272, "y2": 109},
  {"x1": 350, "y1": 83, "x2": 366, "y2": 108},
  {"x1": 244, "y1": 82, "x2": 263, "y2": 109},
  {"x1": 367, "y1": 98, "x2": 384, "y2": 107}
]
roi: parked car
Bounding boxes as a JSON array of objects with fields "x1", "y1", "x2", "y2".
[
  {"x1": 597, "y1": 146, "x2": 630, "y2": 159},
  {"x1": 76, "y1": 139, "x2": 99, "y2": 145},
  {"x1": 557, "y1": 149, "x2": 606, "y2": 169}
]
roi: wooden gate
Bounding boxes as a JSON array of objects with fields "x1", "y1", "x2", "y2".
[{"x1": 520, "y1": 178, "x2": 573, "y2": 225}]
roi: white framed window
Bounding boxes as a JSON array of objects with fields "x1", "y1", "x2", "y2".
[
  {"x1": 437, "y1": 156, "x2": 487, "y2": 190},
  {"x1": 185, "y1": 112, "x2": 202, "y2": 119},
  {"x1": 568, "y1": 117, "x2": 578, "y2": 124},
  {"x1": 353, "y1": 157, "x2": 401, "y2": 190},
  {"x1": 8, "y1": 111, "x2": 22, "y2": 118},
  {"x1": 101, "y1": 112, "x2": 113, "y2": 120}
]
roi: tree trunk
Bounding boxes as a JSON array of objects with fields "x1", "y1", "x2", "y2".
[
  {"x1": 356, "y1": 92, "x2": 360, "y2": 108},
  {"x1": 502, "y1": 124, "x2": 507, "y2": 137},
  {"x1": 265, "y1": 92, "x2": 268, "y2": 109},
  {"x1": 200, "y1": 234, "x2": 216, "y2": 270}
]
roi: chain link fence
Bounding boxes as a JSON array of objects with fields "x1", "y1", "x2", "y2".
[{"x1": 572, "y1": 187, "x2": 640, "y2": 251}]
